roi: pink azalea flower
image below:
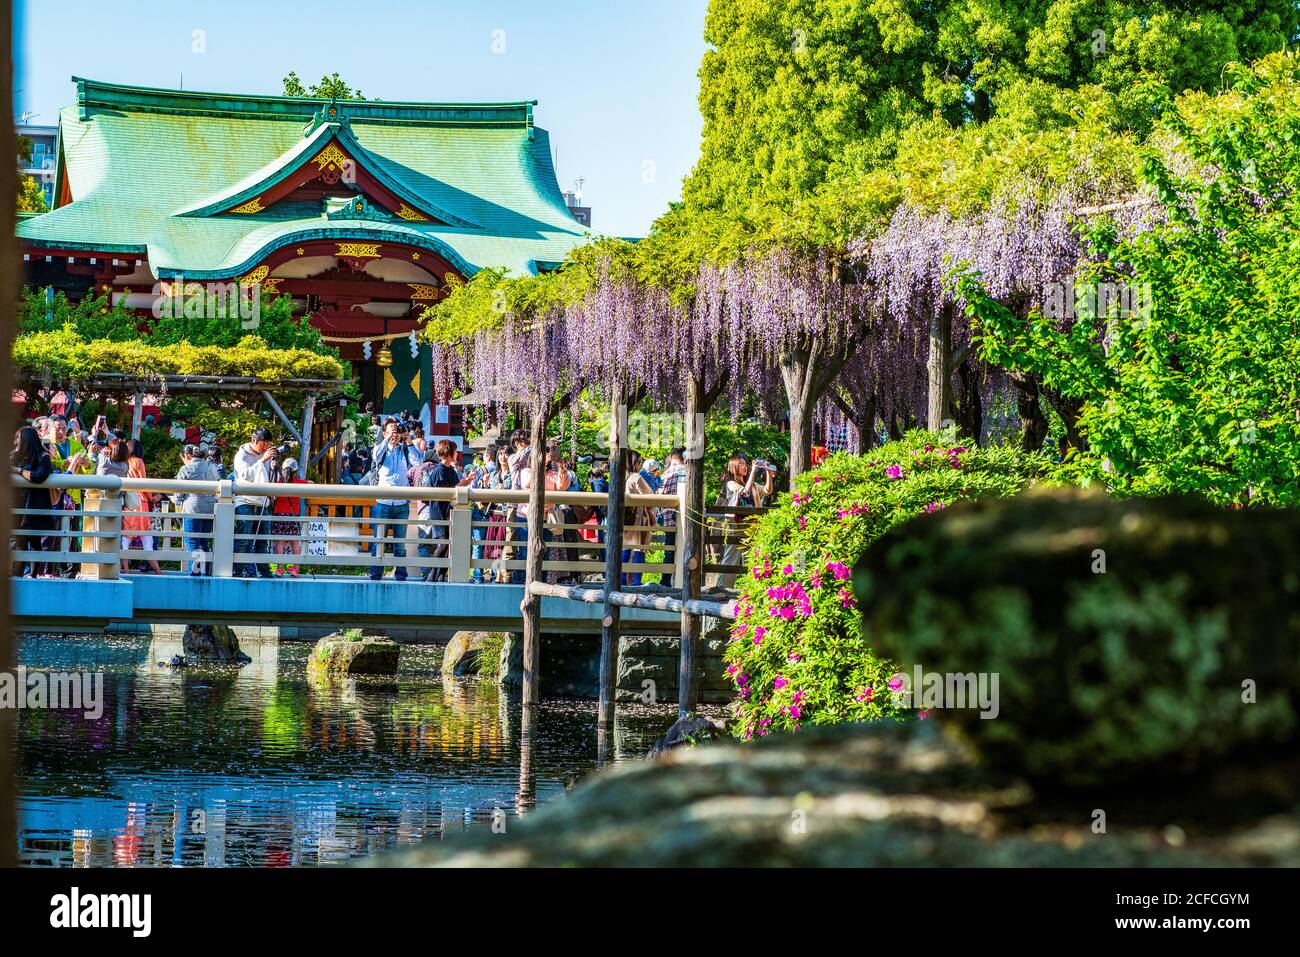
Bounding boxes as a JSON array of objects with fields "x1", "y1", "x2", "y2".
[
  {"x1": 855, "y1": 686, "x2": 874, "y2": 703},
  {"x1": 774, "y1": 675, "x2": 788, "y2": 691},
  {"x1": 888, "y1": 676, "x2": 904, "y2": 691},
  {"x1": 838, "y1": 588, "x2": 856, "y2": 609},
  {"x1": 886, "y1": 464, "x2": 904, "y2": 480}
]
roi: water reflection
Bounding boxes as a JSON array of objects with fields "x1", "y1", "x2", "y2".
[{"x1": 16, "y1": 633, "x2": 686, "y2": 867}]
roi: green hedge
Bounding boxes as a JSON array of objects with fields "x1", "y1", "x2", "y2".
[
  {"x1": 14, "y1": 326, "x2": 346, "y2": 383},
  {"x1": 724, "y1": 431, "x2": 1050, "y2": 739}
]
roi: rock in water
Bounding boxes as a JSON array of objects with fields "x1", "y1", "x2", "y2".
[
  {"x1": 651, "y1": 713, "x2": 728, "y2": 753},
  {"x1": 852, "y1": 488, "x2": 1300, "y2": 790},
  {"x1": 441, "y1": 631, "x2": 491, "y2": 679},
  {"x1": 182, "y1": 624, "x2": 251, "y2": 664},
  {"x1": 308, "y1": 632, "x2": 400, "y2": 677}
]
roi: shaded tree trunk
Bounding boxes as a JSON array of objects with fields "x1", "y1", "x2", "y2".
[
  {"x1": 1010, "y1": 372, "x2": 1049, "y2": 452},
  {"x1": 954, "y1": 359, "x2": 984, "y2": 444},
  {"x1": 927, "y1": 304, "x2": 953, "y2": 432},
  {"x1": 781, "y1": 337, "x2": 853, "y2": 479}
]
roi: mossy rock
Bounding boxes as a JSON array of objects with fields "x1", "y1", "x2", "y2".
[
  {"x1": 364, "y1": 721, "x2": 1300, "y2": 867},
  {"x1": 307, "y1": 633, "x2": 400, "y2": 677},
  {"x1": 442, "y1": 632, "x2": 502, "y2": 680},
  {"x1": 853, "y1": 488, "x2": 1300, "y2": 790}
]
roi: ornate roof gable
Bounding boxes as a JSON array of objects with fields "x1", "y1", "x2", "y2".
[{"x1": 177, "y1": 120, "x2": 478, "y2": 228}]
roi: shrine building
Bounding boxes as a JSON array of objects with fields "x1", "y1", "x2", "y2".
[{"x1": 16, "y1": 77, "x2": 593, "y2": 419}]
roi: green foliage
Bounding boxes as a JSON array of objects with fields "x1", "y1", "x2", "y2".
[
  {"x1": 147, "y1": 291, "x2": 332, "y2": 353},
  {"x1": 679, "y1": 0, "x2": 1295, "y2": 252},
  {"x1": 963, "y1": 52, "x2": 1300, "y2": 507},
  {"x1": 473, "y1": 633, "x2": 506, "y2": 682},
  {"x1": 159, "y1": 398, "x2": 278, "y2": 461},
  {"x1": 282, "y1": 71, "x2": 366, "y2": 100},
  {"x1": 14, "y1": 326, "x2": 346, "y2": 383},
  {"x1": 19, "y1": 288, "x2": 140, "y2": 341},
  {"x1": 139, "y1": 426, "x2": 182, "y2": 479},
  {"x1": 724, "y1": 432, "x2": 1049, "y2": 739},
  {"x1": 853, "y1": 489, "x2": 1300, "y2": 788},
  {"x1": 16, "y1": 135, "x2": 47, "y2": 214}
]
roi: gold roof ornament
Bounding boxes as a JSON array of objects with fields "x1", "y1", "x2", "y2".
[{"x1": 313, "y1": 142, "x2": 350, "y2": 173}]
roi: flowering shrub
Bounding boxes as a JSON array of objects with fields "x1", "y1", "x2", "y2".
[{"x1": 724, "y1": 431, "x2": 1049, "y2": 739}]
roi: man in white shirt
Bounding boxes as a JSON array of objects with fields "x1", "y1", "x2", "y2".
[
  {"x1": 232, "y1": 427, "x2": 278, "y2": 578},
  {"x1": 370, "y1": 418, "x2": 421, "y2": 581}
]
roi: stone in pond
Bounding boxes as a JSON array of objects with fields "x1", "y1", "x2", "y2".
[
  {"x1": 182, "y1": 624, "x2": 251, "y2": 665},
  {"x1": 308, "y1": 632, "x2": 400, "y2": 677}
]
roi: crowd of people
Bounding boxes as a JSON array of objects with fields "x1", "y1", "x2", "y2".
[
  {"x1": 357, "y1": 418, "x2": 774, "y2": 587},
  {"x1": 13, "y1": 407, "x2": 776, "y2": 587},
  {"x1": 10, "y1": 413, "x2": 307, "y2": 578}
]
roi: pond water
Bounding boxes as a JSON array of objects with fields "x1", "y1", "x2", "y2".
[{"x1": 15, "y1": 633, "x2": 686, "y2": 867}]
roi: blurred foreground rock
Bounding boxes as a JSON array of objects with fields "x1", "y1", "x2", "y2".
[
  {"x1": 854, "y1": 489, "x2": 1300, "y2": 790},
  {"x1": 367, "y1": 721, "x2": 1300, "y2": 867}
]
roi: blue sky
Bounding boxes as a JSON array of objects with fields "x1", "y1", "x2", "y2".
[{"x1": 13, "y1": 0, "x2": 709, "y2": 237}]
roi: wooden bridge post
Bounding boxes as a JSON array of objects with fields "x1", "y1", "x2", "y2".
[
  {"x1": 678, "y1": 374, "x2": 707, "y2": 717},
  {"x1": 448, "y1": 485, "x2": 472, "y2": 583},
  {"x1": 83, "y1": 488, "x2": 121, "y2": 580},
  {"x1": 212, "y1": 480, "x2": 236, "y2": 578},
  {"x1": 520, "y1": 404, "x2": 549, "y2": 709},
  {"x1": 598, "y1": 394, "x2": 628, "y2": 727}
]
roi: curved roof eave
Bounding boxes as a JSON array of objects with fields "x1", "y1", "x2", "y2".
[{"x1": 150, "y1": 221, "x2": 481, "y2": 281}]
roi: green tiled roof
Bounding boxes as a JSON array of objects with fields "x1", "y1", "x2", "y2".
[{"x1": 17, "y1": 78, "x2": 592, "y2": 278}]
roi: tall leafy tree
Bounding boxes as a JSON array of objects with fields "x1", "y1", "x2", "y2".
[{"x1": 964, "y1": 53, "x2": 1300, "y2": 505}]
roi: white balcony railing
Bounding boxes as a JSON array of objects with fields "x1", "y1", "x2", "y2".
[{"x1": 11, "y1": 473, "x2": 753, "y2": 584}]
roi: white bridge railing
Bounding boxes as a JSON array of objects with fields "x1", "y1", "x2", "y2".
[{"x1": 12, "y1": 473, "x2": 753, "y2": 584}]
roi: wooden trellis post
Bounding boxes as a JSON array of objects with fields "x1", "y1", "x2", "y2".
[
  {"x1": 519, "y1": 402, "x2": 549, "y2": 709},
  {"x1": 597, "y1": 394, "x2": 628, "y2": 726}
]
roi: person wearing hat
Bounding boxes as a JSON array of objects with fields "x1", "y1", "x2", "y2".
[
  {"x1": 640, "y1": 457, "x2": 664, "y2": 492},
  {"x1": 270, "y1": 456, "x2": 309, "y2": 576},
  {"x1": 175, "y1": 444, "x2": 220, "y2": 575}
]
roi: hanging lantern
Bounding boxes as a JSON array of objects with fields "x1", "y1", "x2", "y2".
[{"x1": 376, "y1": 342, "x2": 394, "y2": 368}]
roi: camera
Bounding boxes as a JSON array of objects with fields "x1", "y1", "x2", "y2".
[{"x1": 754, "y1": 459, "x2": 777, "y2": 473}]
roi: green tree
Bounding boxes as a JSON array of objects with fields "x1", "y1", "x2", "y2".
[
  {"x1": 683, "y1": 0, "x2": 1297, "y2": 245},
  {"x1": 281, "y1": 71, "x2": 366, "y2": 100},
  {"x1": 19, "y1": 287, "x2": 138, "y2": 340},
  {"x1": 963, "y1": 52, "x2": 1300, "y2": 506},
  {"x1": 16, "y1": 135, "x2": 47, "y2": 214},
  {"x1": 146, "y1": 291, "x2": 334, "y2": 354}
]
